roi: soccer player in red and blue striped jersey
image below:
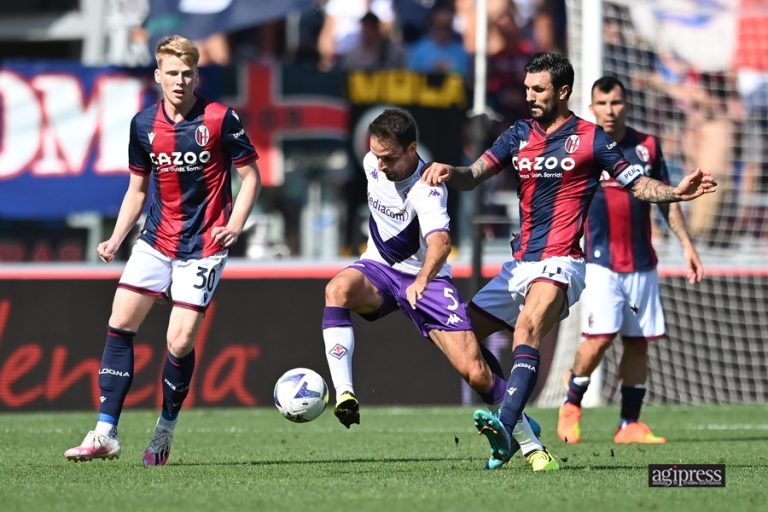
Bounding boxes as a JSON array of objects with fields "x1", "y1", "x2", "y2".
[
  {"x1": 422, "y1": 53, "x2": 716, "y2": 470},
  {"x1": 65, "y1": 35, "x2": 261, "y2": 466},
  {"x1": 557, "y1": 77, "x2": 702, "y2": 445}
]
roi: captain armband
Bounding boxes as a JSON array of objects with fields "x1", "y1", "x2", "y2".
[{"x1": 615, "y1": 165, "x2": 642, "y2": 188}]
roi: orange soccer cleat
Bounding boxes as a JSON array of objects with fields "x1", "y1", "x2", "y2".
[
  {"x1": 613, "y1": 421, "x2": 667, "y2": 444},
  {"x1": 557, "y1": 402, "x2": 582, "y2": 444}
]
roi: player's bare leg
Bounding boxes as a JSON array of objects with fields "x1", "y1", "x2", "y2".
[
  {"x1": 322, "y1": 268, "x2": 382, "y2": 428},
  {"x1": 614, "y1": 339, "x2": 666, "y2": 444},
  {"x1": 557, "y1": 334, "x2": 614, "y2": 443}
]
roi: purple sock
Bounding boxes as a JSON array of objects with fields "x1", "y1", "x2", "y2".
[{"x1": 322, "y1": 306, "x2": 352, "y2": 328}]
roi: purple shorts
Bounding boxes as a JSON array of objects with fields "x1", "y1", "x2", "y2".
[{"x1": 348, "y1": 259, "x2": 473, "y2": 337}]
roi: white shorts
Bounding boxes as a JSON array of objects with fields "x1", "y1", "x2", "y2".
[
  {"x1": 118, "y1": 240, "x2": 227, "y2": 311},
  {"x1": 471, "y1": 256, "x2": 586, "y2": 329},
  {"x1": 580, "y1": 263, "x2": 665, "y2": 340}
]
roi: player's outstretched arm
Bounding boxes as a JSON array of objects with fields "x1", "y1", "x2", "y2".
[
  {"x1": 421, "y1": 157, "x2": 496, "y2": 191},
  {"x1": 97, "y1": 173, "x2": 150, "y2": 263},
  {"x1": 213, "y1": 161, "x2": 262, "y2": 248},
  {"x1": 629, "y1": 168, "x2": 717, "y2": 203}
]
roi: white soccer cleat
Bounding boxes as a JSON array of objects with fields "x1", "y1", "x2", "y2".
[
  {"x1": 142, "y1": 427, "x2": 174, "y2": 466},
  {"x1": 64, "y1": 430, "x2": 121, "y2": 461}
]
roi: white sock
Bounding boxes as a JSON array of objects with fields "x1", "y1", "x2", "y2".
[
  {"x1": 95, "y1": 421, "x2": 117, "y2": 438},
  {"x1": 323, "y1": 326, "x2": 355, "y2": 399},
  {"x1": 513, "y1": 415, "x2": 543, "y2": 455},
  {"x1": 157, "y1": 416, "x2": 177, "y2": 433}
]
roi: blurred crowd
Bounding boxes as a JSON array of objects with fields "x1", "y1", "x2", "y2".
[
  {"x1": 114, "y1": 0, "x2": 564, "y2": 122},
  {"x1": 3, "y1": 0, "x2": 768, "y2": 261},
  {"x1": 103, "y1": 0, "x2": 765, "y2": 258}
]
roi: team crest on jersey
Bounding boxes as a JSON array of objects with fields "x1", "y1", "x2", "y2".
[
  {"x1": 148, "y1": 131, "x2": 156, "y2": 144},
  {"x1": 635, "y1": 144, "x2": 650, "y2": 162},
  {"x1": 195, "y1": 125, "x2": 210, "y2": 146},
  {"x1": 564, "y1": 135, "x2": 580, "y2": 154}
]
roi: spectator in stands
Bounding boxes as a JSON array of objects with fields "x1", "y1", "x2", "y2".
[
  {"x1": 392, "y1": 0, "x2": 436, "y2": 45},
  {"x1": 732, "y1": 0, "x2": 768, "y2": 239},
  {"x1": 317, "y1": 0, "x2": 395, "y2": 71},
  {"x1": 485, "y1": 3, "x2": 538, "y2": 121},
  {"x1": 635, "y1": 51, "x2": 734, "y2": 242},
  {"x1": 342, "y1": 11, "x2": 406, "y2": 69},
  {"x1": 406, "y1": 4, "x2": 469, "y2": 76}
]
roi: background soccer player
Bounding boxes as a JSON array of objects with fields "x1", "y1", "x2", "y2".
[
  {"x1": 421, "y1": 52, "x2": 716, "y2": 470},
  {"x1": 321, "y1": 108, "x2": 552, "y2": 471},
  {"x1": 556, "y1": 76, "x2": 703, "y2": 445},
  {"x1": 64, "y1": 35, "x2": 261, "y2": 466}
]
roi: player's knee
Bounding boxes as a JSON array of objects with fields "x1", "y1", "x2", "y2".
[
  {"x1": 167, "y1": 332, "x2": 195, "y2": 357},
  {"x1": 107, "y1": 314, "x2": 134, "y2": 332},
  {"x1": 324, "y1": 278, "x2": 353, "y2": 306},
  {"x1": 585, "y1": 335, "x2": 614, "y2": 352}
]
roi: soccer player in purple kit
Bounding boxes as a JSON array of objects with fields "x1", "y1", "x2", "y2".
[
  {"x1": 556, "y1": 76, "x2": 703, "y2": 445},
  {"x1": 421, "y1": 53, "x2": 717, "y2": 470},
  {"x1": 322, "y1": 108, "x2": 554, "y2": 471},
  {"x1": 64, "y1": 35, "x2": 261, "y2": 466}
]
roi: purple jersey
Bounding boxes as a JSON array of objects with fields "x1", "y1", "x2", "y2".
[
  {"x1": 128, "y1": 97, "x2": 258, "y2": 260},
  {"x1": 585, "y1": 127, "x2": 670, "y2": 272},
  {"x1": 481, "y1": 114, "x2": 637, "y2": 261}
]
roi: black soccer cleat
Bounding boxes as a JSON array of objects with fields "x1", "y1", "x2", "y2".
[{"x1": 333, "y1": 392, "x2": 360, "y2": 428}]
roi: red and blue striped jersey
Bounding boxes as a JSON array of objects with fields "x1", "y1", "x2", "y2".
[
  {"x1": 128, "y1": 96, "x2": 258, "y2": 260},
  {"x1": 481, "y1": 114, "x2": 636, "y2": 261},
  {"x1": 584, "y1": 127, "x2": 669, "y2": 272}
]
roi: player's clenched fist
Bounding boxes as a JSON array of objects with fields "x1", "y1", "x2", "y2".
[{"x1": 97, "y1": 240, "x2": 119, "y2": 263}]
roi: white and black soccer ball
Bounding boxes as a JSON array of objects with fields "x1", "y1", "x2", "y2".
[{"x1": 273, "y1": 368, "x2": 329, "y2": 422}]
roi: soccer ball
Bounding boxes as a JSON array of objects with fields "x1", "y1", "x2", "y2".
[{"x1": 273, "y1": 368, "x2": 329, "y2": 423}]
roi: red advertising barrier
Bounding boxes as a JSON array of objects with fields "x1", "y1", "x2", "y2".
[{"x1": 0, "y1": 264, "x2": 512, "y2": 412}]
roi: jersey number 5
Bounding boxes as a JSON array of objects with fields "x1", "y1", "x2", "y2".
[{"x1": 443, "y1": 288, "x2": 459, "y2": 311}]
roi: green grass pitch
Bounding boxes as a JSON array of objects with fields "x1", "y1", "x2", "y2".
[{"x1": 1, "y1": 404, "x2": 766, "y2": 512}]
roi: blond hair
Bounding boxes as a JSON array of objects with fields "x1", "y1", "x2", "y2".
[{"x1": 155, "y1": 35, "x2": 200, "y2": 68}]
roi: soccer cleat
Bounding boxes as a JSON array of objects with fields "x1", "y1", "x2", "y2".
[
  {"x1": 485, "y1": 413, "x2": 542, "y2": 470},
  {"x1": 143, "y1": 427, "x2": 174, "y2": 466},
  {"x1": 557, "y1": 402, "x2": 582, "y2": 444},
  {"x1": 334, "y1": 392, "x2": 360, "y2": 428},
  {"x1": 64, "y1": 430, "x2": 121, "y2": 461},
  {"x1": 613, "y1": 421, "x2": 667, "y2": 444},
  {"x1": 526, "y1": 448, "x2": 560, "y2": 472},
  {"x1": 473, "y1": 409, "x2": 513, "y2": 470}
]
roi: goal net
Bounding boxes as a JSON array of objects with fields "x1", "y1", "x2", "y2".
[{"x1": 536, "y1": 0, "x2": 768, "y2": 406}]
